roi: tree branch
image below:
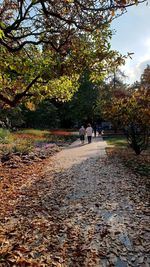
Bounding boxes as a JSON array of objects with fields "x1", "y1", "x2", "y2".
[
  {"x1": 0, "y1": 93, "x2": 13, "y2": 106},
  {"x1": 0, "y1": 39, "x2": 43, "y2": 52},
  {"x1": 74, "y1": 0, "x2": 146, "y2": 12},
  {"x1": 0, "y1": 76, "x2": 40, "y2": 107}
]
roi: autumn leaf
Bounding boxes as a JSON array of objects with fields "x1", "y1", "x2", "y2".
[{"x1": 111, "y1": 9, "x2": 115, "y2": 16}]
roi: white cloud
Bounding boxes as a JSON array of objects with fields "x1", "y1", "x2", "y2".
[
  {"x1": 110, "y1": 4, "x2": 150, "y2": 85},
  {"x1": 119, "y1": 37, "x2": 150, "y2": 84},
  {"x1": 119, "y1": 58, "x2": 150, "y2": 84},
  {"x1": 137, "y1": 58, "x2": 150, "y2": 74}
]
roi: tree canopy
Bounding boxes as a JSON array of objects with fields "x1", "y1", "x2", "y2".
[
  {"x1": 0, "y1": 26, "x2": 125, "y2": 107},
  {"x1": 0, "y1": 0, "x2": 147, "y2": 107},
  {"x1": 0, "y1": 0, "x2": 146, "y2": 52},
  {"x1": 96, "y1": 66, "x2": 150, "y2": 154}
]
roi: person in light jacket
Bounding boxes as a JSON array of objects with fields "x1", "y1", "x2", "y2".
[{"x1": 86, "y1": 123, "x2": 93, "y2": 144}]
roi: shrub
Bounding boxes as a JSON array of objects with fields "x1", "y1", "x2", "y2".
[
  {"x1": 0, "y1": 128, "x2": 13, "y2": 144},
  {"x1": 125, "y1": 123, "x2": 149, "y2": 155},
  {"x1": 0, "y1": 144, "x2": 13, "y2": 156},
  {"x1": 12, "y1": 139, "x2": 33, "y2": 154}
]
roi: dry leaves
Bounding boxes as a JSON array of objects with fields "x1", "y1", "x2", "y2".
[{"x1": 0, "y1": 145, "x2": 150, "y2": 266}]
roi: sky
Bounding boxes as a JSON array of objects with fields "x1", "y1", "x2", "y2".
[{"x1": 110, "y1": 1, "x2": 150, "y2": 85}]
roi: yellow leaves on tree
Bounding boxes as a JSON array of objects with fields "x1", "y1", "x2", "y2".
[{"x1": 103, "y1": 87, "x2": 150, "y2": 128}]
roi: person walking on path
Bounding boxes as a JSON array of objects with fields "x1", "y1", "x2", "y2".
[
  {"x1": 86, "y1": 123, "x2": 93, "y2": 144},
  {"x1": 93, "y1": 123, "x2": 97, "y2": 138},
  {"x1": 79, "y1": 125, "x2": 86, "y2": 144}
]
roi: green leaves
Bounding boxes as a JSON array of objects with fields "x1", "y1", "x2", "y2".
[
  {"x1": 0, "y1": 29, "x2": 5, "y2": 39},
  {"x1": 0, "y1": 45, "x2": 81, "y2": 106},
  {"x1": 0, "y1": 23, "x2": 126, "y2": 108},
  {"x1": 47, "y1": 75, "x2": 79, "y2": 102}
]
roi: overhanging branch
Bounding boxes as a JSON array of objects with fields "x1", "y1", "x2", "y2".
[{"x1": 0, "y1": 76, "x2": 40, "y2": 107}]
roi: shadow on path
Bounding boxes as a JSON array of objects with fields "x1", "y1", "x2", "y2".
[{"x1": 1, "y1": 138, "x2": 149, "y2": 266}]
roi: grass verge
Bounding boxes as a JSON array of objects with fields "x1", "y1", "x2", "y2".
[
  {"x1": 103, "y1": 135, "x2": 127, "y2": 147},
  {"x1": 104, "y1": 135, "x2": 150, "y2": 177},
  {"x1": 0, "y1": 128, "x2": 78, "y2": 156}
]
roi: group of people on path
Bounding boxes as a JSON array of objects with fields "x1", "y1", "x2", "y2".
[{"x1": 79, "y1": 123, "x2": 104, "y2": 145}]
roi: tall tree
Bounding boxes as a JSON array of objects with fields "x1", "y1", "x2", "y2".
[
  {"x1": 0, "y1": 0, "x2": 146, "y2": 52},
  {"x1": 141, "y1": 64, "x2": 150, "y2": 89},
  {"x1": 95, "y1": 71, "x2": 128, "y2": 124},
  {"x1": 0, "y1": 28, "x2": 125, "y2": 107},
  {"x1": 98, "y1": 81, "x2": 150, "y2": 154},
  {"x1": 57, "y1": 71, "x2": 100, "y2": 127},
  {"x1": 0, "y1": 0, "x2": 146, "y2": 107}
]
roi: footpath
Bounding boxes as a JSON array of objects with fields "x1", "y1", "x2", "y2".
[
  {"x1": 42, "y1": 136, "x2": 149, "y2": 267},
  {"x1": 1, "y1": 135, "x2": 149, "y2": 267},
  {"x1": 50, "y1": 135, "x2": 107, "y2": 171}
]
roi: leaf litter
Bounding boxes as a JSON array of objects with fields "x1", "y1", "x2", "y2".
[{"x1": 0, "y1": 145, "x2": 150, "y2": 266}]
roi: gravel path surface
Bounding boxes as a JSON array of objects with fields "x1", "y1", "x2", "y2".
[
  {"x1": 50, "y1": 136, "x2": 107, "y2": 170},
  {"x1": 42, "y1": 136, "x2": 149, "y2": 267}
]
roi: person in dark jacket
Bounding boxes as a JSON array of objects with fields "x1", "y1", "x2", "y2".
[
  {"x1": 79, "y1": 126, "x2": 86, "y2": 144},
  {"x1": 93, "y1": 123, "x2": 97, "y2": 137}
]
